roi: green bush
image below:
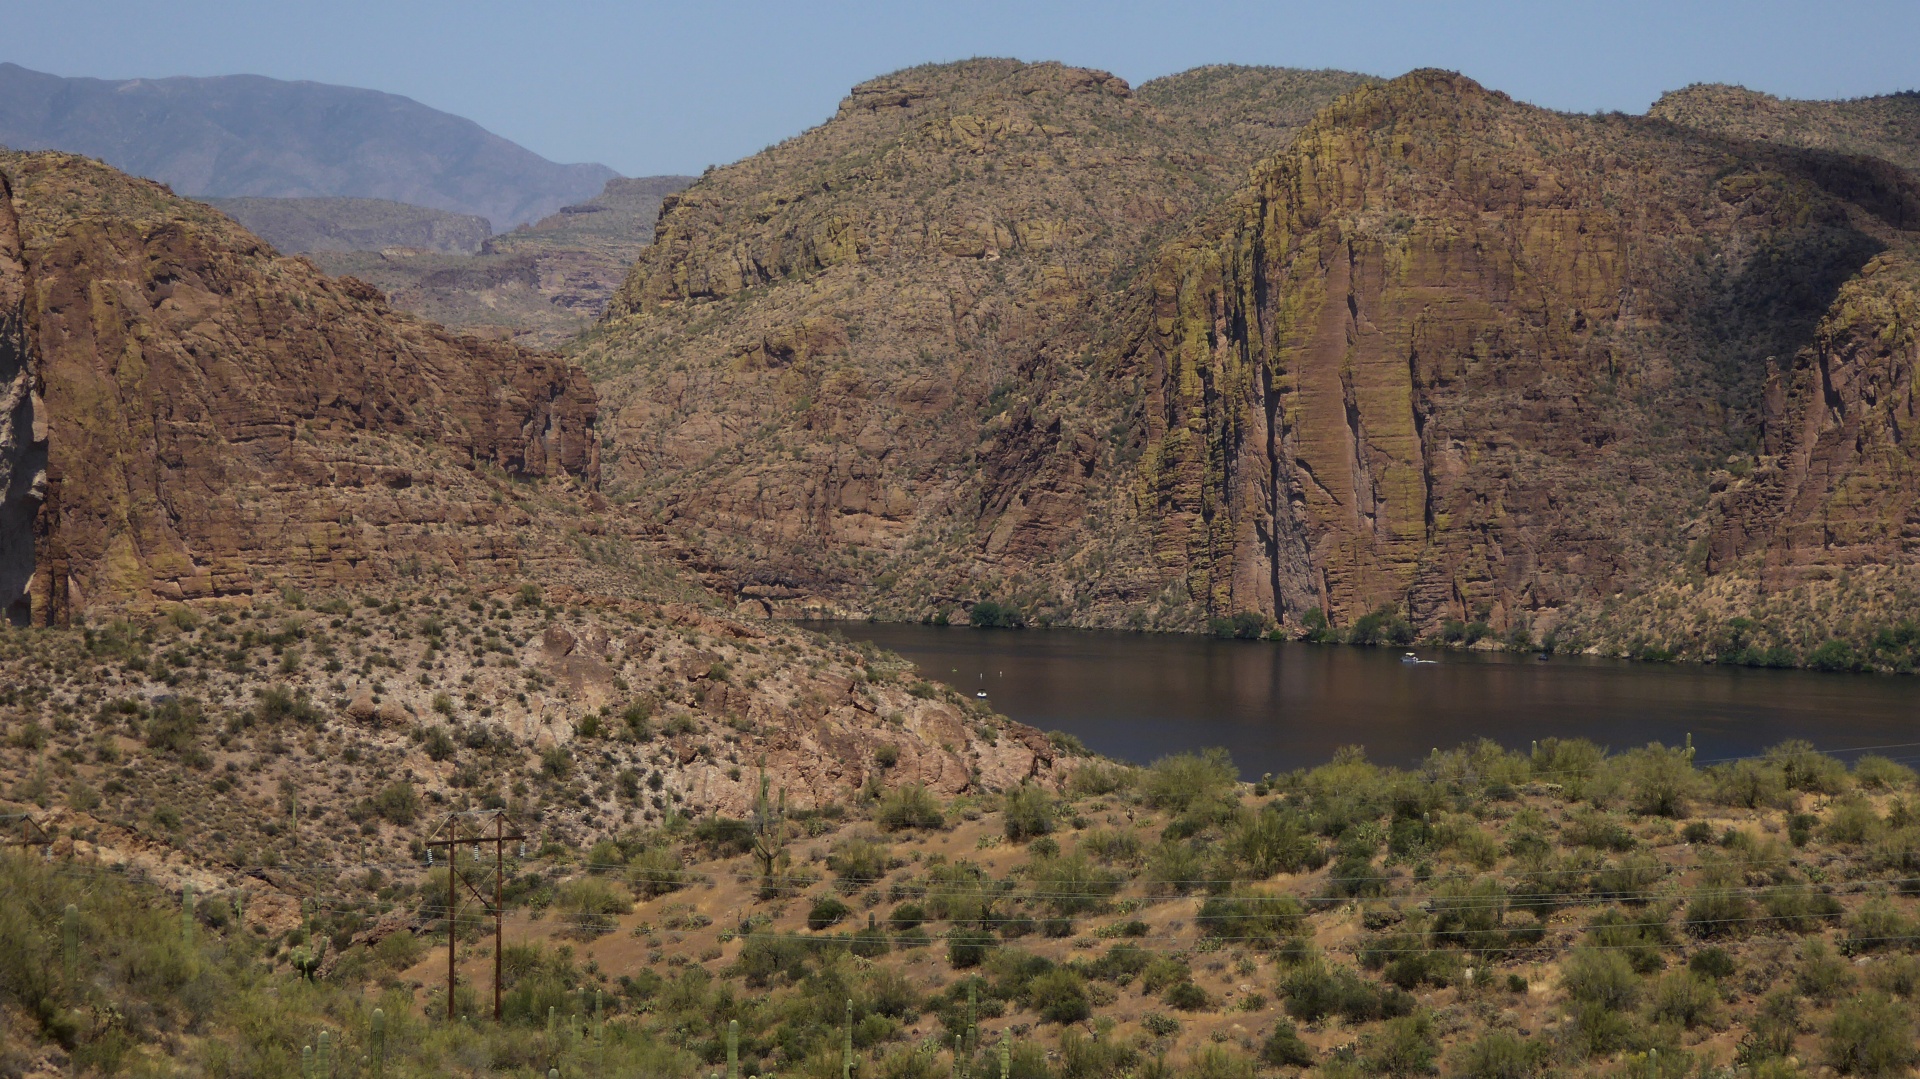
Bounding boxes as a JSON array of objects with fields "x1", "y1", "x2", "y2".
[
  {"x1": 875, "y1": 784, "x2": 945, "y2": 831},
  {"x1": 1001, "y1": 783, "x2": 1055, "y2": 841},
  {"x1": 1451, "y1": 1031, "x2": 1548, "y2": 1079},
  {"x1": 946, "y1": 927, "x2": 994, "y2": 969},
  {"x1": 827, "y1": 835, "x2": 890, "y2": 892},
  {"x1": 968, "y1": 601, "x2": 1024, "y2": 629},
  {"x1": 1648, "y1": 971, "x2": 1721, "y2": 1029},
  {"x1": 1561, "y1": 947, "x2": 1639, "y2": 1009},
  {"x1": 1184, "y1": 1044, "x2": 1257, "y2": 1079},
  {"x1": 371, "y1": 781, "x2": 418, "y2": 825},
  {"x1": 1280, "y1": 963, "x2": 1412, "y2": 1023},
  {"x1": 553, "y1": 877, "x2": 631, "y2": 938},
  {"x1": 1140, "y1": 748, "x2": 1238, "y2": 812},
  {"x1": 1796, "y1": 939, "x2": 1857, "y2": 1001},
  {"x1": 1347, "y1": 605, "x2": 1415, "y2": 647},
  {"x1": 1260, "y1": 1019, "x2": 1316, "y2": 1068},
  {"x1": 1026, "y1": 852, "x2": 1122, "y2": 916},
  {"x1": 1197, "y1": 887, "x2": 1306, "y2": 947},
  {"x1": 1763, "y1": 882, "x2": 1841, "y2": 932},
  {"x1": 1824, "y1": 993, "x2": 1917, "y2": 1075},
  {"x1": 626, "y1": 846, "x2": 688, "y2": 898},
  {"x1": 1026, "y1": 967, "x2": 1090, "y2": 1023},
  {"x1": 807, "y1": 894, "x2": 851, "y2": 931},
  {"x1": 1361, "y1": 1013, "x2": 1438, "y2": 1076}
]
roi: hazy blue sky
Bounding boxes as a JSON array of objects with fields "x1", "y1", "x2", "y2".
[{"x1": 16, "y1": 0, "x2": 1920, "y2": 176}]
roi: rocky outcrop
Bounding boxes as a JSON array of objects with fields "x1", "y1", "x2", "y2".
[
  {"x1": 0, "y1": 173, "x2": 44, "y2": 626},
  {"x1": 584, "y1": 60, "x2": 1374, "y2": 620},
  {"x1": 587, "y1": 63, "x2": 1920, "y2": 644},
  {"x1": 1, "y1": 151, "x2": 604, "y2": 621},
  {"x1": 1125, "y1": 71, "x2": 1919, "y2": 633},
  {"x1": 1708, "y1": 254, "x2": 1920, "y2": 579}
]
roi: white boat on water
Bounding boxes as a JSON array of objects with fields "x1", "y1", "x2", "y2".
[{"x1": 1402, "y1": 652, "x2": 1438, "y2": 665}]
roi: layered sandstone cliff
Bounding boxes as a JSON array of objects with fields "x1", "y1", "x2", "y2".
[
  {"x1": 1124, "y1": 71, "x2": 1920, "y2": 633},
  {"x1": 582, "y1": 64, "x2": 1920, "y2": 648},
  {"x1": 0, "y1": 151, "x2": 605, "y2": 622},
  {"x1": 582, "y1": 60, "x2": 1373, "y2": 620}
]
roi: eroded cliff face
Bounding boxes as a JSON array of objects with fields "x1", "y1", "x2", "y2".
[
  {"x1": 0, "y1": 174, "x2": 45, "y2": 626},
  {"x1": 581, "y1": 61, "x2": 1373, "y2": 620},
  {"x1": 1709, "y1": 254, "x2": 1920, "y2": 578},
  {"x1": 1124, "y1": 71, "x2": 1920, "y2": 633},
  {"x1": 2, "y1": 151, "x2": 605, "y2": 620}
]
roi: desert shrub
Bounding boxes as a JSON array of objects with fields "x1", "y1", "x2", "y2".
[
  {"x1": 1561, "y1": 947, "x2": 1639, "y2": 1009},
  {"x1": 1796, "y1": 939, "x2": 1857, "y2": 1001},
  {"x1": 967, "y1": 600, "x2": 1024, "y2": 628},
  {"x1": 1613, "y1": 744, "x2": 1699, "y2": 817},
  {"x1": 371, "y1": 781, "x2": 418, "y2": 826},
  {"x1": 1001, "y1": 784, "x2": 1055, "y2": 841},
  {"x1": 1648, "y1": 971, "x2": 1721, "y2": 1029},
  {"x1": 1260, "y1": 1018, "x2": 1316, "y2": 1068},
  {"x1": 1026, "y1": 967, "x2": 1090, "y2": 1023},
  {"x1": 1347, "y1": 605, "x2": 1415, "y2": 647},
  {"x1": 1325, "y1": 854, "x2": 1389, "y2": 900},
  {"x1": 1140, "y1": 748, "x2": 1238, "y2": 812},
  {"x1": 1824, "y1": 993, "x2": 1917, "y2": 1076},
  {"x1": 946, "y1": 927, "x2": 994, "y2": 969},
  {"x1": 828, "y1": 836, "x2": 891, "y2": 892},
  {"x1": 1711, "y1": 758, "x2": 1791, "y2": 809},
  {"x1": 1027, "y1": 852, "x2": 1122, "y2": 916},
  {"x1": 1842, "y1": 900, "x2": 1918, "y2": 954},
  {"x1": 626, "y1": 846, "x2": 688, "y2": 898},
  {"x1": 1585, "y1": 908, "x2": 1673, "y2": 972},
  {"x1": 1428, "y1": 877, "x2": 1507, "y2": 950},
  {"x1": 143, "y1": 696, "x2": 206, "y2": 753},
  {"x1": 1688, "y1": 946, "x2": 1737, "y2": 980},
  {"x1": 736, "y1": 932, "x2": 813, "y2": 987},
  {"x1": 1451, "y1": 1031, "x2": 1549, "y2": 1079},
  {"x1": 1823, "y1": 798, "x2": 1884, "y2": 845},
  {"x1": 1221, "y1": 805, "x2": 1325, "y2": 878},
  {"x1": 875, "y1": 784, "x2": 945, "y2": 831},
  {"x1": 1590, "y1": 851, "x2": 1663, "y2": 903},
  {"x1": 1361, "y1": 1013, "x2": 1438, "y2": 1077},
  {"x1": 1055, "y1": 1028, "x2": 1137, "y2": 1079},
  {"x1": 1853, "y1": 754, "x2": 1917, "y2": 791},
  {"x1": 1866, "y1": 954, "x2": 1920, "y2": 998},
  {"x1": 1684, "y1": 858, "x2": 1753, "y2": 938},
  {"x1": 1183, "y1": 1044, "x2": 1257, "y2": 1079},
  {"x1": 553, "y1": 877, "x2": 631, "y2": 938},
  {"x1": 1767, "y1": 740, "x2": 1849, "y2": 795},
  {"x1": 1280, "y1": 963, "x2": 1412, "y2": 1023},
  {"x1": 693, "y1": 815, "x2": 755, "y2": 857},
  {"x1": 1078, "y1": 828, "x2": 1143, "y2": 866},
  {"x1": 807, "y1": 895, "x2": 851, "y2": 931},
  {"x1": 1758, "y1": 881, "x2": 1839, "y2": 933},
  {"x1": 1145, "y1": 841, "x2": 1208, "y2": 895},
  {"x1": 1197, "y1": 887, "x2": 1305, "y2": 947},
  {"x1": 1066, "y1": 761, "x2": 1134, "y2": 797},
  {"x1": 1531, "y1": 737, "x2": 1604, "y2": 783},
  {"x1": 1162, "y1": 978, "x2": 1212, "y2": 1011},
  {"x1": 1559, "y1": 810, "x2": 1635, "y2": 852}
]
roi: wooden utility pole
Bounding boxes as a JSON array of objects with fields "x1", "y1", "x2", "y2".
[{"x1": 424, "y1": 810, "x2": 524, "y2": 1022}]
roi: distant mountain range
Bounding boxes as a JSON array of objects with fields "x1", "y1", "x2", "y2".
[{"x1": 0, "y1": 62, "x2": 616, "y2": 228}]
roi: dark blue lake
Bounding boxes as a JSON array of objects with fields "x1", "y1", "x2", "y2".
[{"x1": 826, "y1": 623, "x2": 1920, "y2": 776}]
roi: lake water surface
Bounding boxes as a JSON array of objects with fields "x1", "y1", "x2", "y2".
[{"x1": 827, "y1": 623, "x2": 1920, "y2": 776}]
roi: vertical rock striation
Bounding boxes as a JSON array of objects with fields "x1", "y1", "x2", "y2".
[
  {"x1": 2, "y1": 151, "x2": 605, "y2": 619},
  {"x1": 0, "y1": 173, "x2": 45, "y2": 625}
]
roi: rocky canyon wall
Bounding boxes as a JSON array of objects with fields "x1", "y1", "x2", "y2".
[{"x1": 1, "y1": 151, "x2": 607, "y2": 621}]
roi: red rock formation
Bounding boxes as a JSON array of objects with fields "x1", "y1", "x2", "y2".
[
  {"x1": 1, "y1": 151, "x2": 602, "y2": 620},
  {"x1": 1709, "y1": 253, "x2": 1920, "y2": 579}
]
